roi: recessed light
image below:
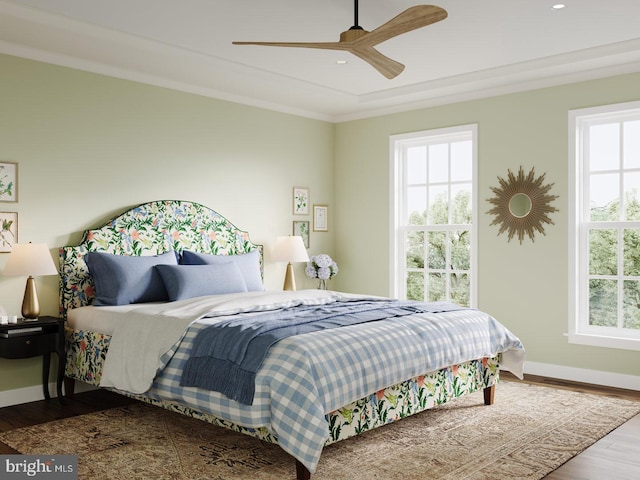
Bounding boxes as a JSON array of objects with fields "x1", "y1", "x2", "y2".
[
  {"x1": 552, "y1": 4, "x2": 566, "y2": 9},
  {"x1": 336, "y1": 60, "x2": 348, "y2": 65}
]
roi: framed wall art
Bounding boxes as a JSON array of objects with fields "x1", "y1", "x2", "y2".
[
  {"x1": 293, "y1": 187, "x2": 309, "y2": 215},
  {"x1": 293, "y1": 220, "x2": 310, "y2": 248},
  {"x1": 313, "y1": 204, "x2": 328, "y2": 232},
  {"x1": 0, "y1": 211, "x2": 18, "y2": 252},
  {"x1": 0, "y1": 162, "x2": 18, "y2": 203}
]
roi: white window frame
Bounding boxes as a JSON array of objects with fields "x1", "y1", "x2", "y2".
[
  {"x1": 389, "y1": 124, "x2": 478, "y2": 306},
  {"x1": 569, "y1": 100, "x2": 640, "y2": 351}
]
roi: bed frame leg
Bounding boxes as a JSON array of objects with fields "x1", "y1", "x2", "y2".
[
  {"x1": 64, "y1": 377, "x2": 76, "y2": 398},
  {"x1": 483, "y1": 384, "x2": 495, "y2": 405},
  {"x1": 295, "y1": 459, "x2": 311, "y2": 480}
]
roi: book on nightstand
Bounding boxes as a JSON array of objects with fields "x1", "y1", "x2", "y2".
[{"x1": 0, "y1": 326, "x2": 43, "y2": 337}]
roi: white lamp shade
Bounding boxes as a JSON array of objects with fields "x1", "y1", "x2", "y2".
[
  {"x1": 272, "y1": 236, "x2": 309, "y2": 263},
  {"x1": 3, "y1": 243, "x2": 58, "y2": 276}
]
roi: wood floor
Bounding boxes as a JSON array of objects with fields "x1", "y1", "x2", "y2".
[{"x1": 1, "y1": 375, "x2": 639, "y2": 478}]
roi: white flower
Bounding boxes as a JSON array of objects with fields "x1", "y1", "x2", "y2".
[
  {"x1": 305, "y1": 265, "x2": 318, "y2": 278},
  {"x1": 314, "y1": 254, "x2": 332, "y2": 268},
  {"x1": 305, "y1": 254, "x2": 338, "y2": 280},
  {"x1": 330, "y1": 262, "x2": 339, "y2": 275},
  {"x1": 317, "y1": 267, "x2": 331, "y2": 280}
]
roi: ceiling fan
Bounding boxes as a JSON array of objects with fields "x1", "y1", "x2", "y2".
[{"x1": 233, "y1": 1, "x2": 448, "y2": 79}]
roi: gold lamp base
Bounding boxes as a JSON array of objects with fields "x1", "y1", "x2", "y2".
[
  {"x1": 21, "y1": 276, "x2": 40, "y2": 319},
  {"x1": 282, "y1": 263, "x2": 297, "y2": 291}
]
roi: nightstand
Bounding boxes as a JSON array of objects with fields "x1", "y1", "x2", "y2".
[{"x1": 0, "y1": 316, "x2": 66, "y2": 403}]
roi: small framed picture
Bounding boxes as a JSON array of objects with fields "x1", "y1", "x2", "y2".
[
  {"x1": 293, "y1": 220, "x2": 310, "y2": 248},
  {"x1": 0, "y1": 162, "x2": 18, "y2": 203},
  {"x1": 293, "y1": 187, "x2": 309, "y2": 215},
  {"x1": 313, "y1": 205, "x2": 328, "y2": 232},
  {"x1": 0, "y1": 211, "x2": 18, "y2": 252}
]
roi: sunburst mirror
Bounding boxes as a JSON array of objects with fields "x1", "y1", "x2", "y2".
[{"x1": 487, "y1": 166, "x2": 559, "y2": 244}]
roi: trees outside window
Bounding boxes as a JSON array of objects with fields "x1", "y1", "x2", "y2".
[
  {"x1": 569, "y1": 101, "x2": 640, "y2": 351},
  {"x1": 391, "y1": 125, "x2": 477, "y2": 307}
]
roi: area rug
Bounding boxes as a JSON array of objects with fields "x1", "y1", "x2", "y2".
[{"x1": 1, "y1": 381, "x2": 639, "y2": 480}]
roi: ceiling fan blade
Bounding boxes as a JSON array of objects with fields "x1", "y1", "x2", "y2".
[
  {"x1": 350, "y1": 46, "x2": 405, "y2": 79},
  {"x1": 234, "y1": 41, "x2": 404, "y2": 78},
  {"x1": 232, "y1": 41, "x2": 351, "y2": 52},
  {"x1": 354, "y1": 5, "x2": 447, "y2": 48}
]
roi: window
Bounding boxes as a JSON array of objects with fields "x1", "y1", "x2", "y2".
[
  {"x1": 569, "y1": 101, "x2": 640, "y2": 351},
  {"x1": 390, "y1": 125, "x2": 477, "y2": 307}
]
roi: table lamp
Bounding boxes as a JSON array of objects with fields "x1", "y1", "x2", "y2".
[
  {"x1": 272, "y1": 236, "x2": 309, "y2": 291},
  {"x1": 3, "y1": 242, "x2": 58, "y2": 319}
]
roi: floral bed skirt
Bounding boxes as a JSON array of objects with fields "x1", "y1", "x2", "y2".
[{"x1": 65, "y1": 326, "x2": 500, "y2": 446}]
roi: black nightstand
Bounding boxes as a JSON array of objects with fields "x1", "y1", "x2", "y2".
[{"x1": 0, "y1": 316, "x2": 66, "y2": 403}]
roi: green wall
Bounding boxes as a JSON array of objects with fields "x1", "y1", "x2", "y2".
[
  {"x1": 0, "y1": 54, "x2": 335, "y2": 395},
  {"x1": 333, "y1": 72, "x2": 640, "y2": 380}
]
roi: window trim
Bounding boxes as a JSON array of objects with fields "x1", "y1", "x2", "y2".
[
  {"x1": 389, "y1": 124, "x2": 478, "y2": 306},
  {"x1": 568, "y1": 100, "x2": 640, "y2": 351}
]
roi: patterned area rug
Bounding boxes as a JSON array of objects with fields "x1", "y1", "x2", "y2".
[{"x1": 1, "y1": 381, "x2": 639, "y2": 479}]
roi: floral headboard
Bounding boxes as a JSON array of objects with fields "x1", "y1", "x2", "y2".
[{"x1": 59, "y1": 200, "x2": 262, "y2": 317}]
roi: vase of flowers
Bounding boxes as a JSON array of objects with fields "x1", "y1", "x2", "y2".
[{"x1": 305, "y1": 254, "x2": 338, "y2": 289}]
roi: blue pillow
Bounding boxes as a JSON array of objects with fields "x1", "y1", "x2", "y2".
[
  {"x1": 85, "y1": 251, "x2": 178, "y2": 306},
  {"x1": 156, "y1": 263, "x2": 248, "y2": 301},
  {"x1": 180, "y1": 250, "x2": 264, "y2": 291}
]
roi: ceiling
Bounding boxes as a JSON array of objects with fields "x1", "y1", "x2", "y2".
[{"x1": 1, "y1": 0, "x2": 640, "y2": 122}]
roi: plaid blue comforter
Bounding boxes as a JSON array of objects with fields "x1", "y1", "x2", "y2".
[
  {"x1": 181, "y1": 299, "x2": 467, "y2": 404},
  {"x1": 107, "y1": 290, "x2": 524, "y2": 474}
]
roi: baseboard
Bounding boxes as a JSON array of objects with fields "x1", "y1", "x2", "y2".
[
  {"x1": 524, "y1": 361, "x2": 640, "y2": 391},
  {"x1": 0, "y1": 381, "x2": 97, "y2": 408},
  {"x1": 2, "y1": 363, "x2": 637, "y2": 407}
]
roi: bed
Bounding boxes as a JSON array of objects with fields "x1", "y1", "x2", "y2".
[{"x1": 60, "y1": 200, "x2": 525, "y2": 480}]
